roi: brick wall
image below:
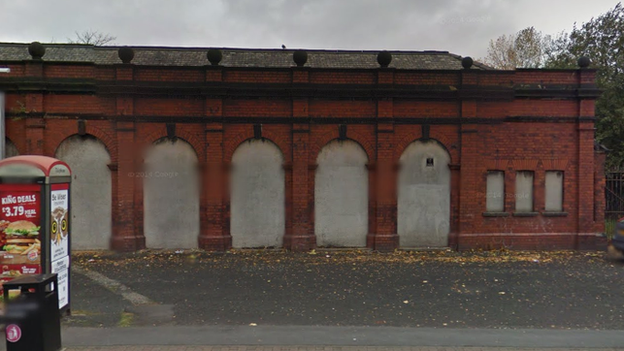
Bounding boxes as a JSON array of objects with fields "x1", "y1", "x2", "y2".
[{"x1": 0, "y1": 59, "x2": 604, "y2": 251}]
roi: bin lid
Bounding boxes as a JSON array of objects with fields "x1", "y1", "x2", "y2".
[
  {"x1": 0, "y1": 156, "x2": 71, "y2": 178},
  {"x1": 2, "y1": 273, "x2": 57, "y2": 288}
]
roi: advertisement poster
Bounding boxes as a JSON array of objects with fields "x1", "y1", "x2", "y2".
[
  {"x1": 51, "y1": 256, "x2": 69, "y2": 309},
  {"x1": 0, "y1": 184, "x2": 42, "y2": 285},
  {"x1": 50, "y1": 187, "x2": 69, "y2": 262},
  {"x1": 50, "y1": 184, "x2": 70, "y2": 309}
]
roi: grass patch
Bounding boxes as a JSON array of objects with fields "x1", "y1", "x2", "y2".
[
  {"x1": 118, "y1": 311, "x2": 134, "y2": 327},
  {"x1": 70, "y1": 309, "x2": 98, "y2": 317}
]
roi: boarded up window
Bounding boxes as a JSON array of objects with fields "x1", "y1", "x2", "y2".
[
  {"x1": 398, "y1": 140, "x2": 451, "y2": 247},
  {"x1": 545, "y1": 171, "x2": 564, "y2": 212},
  {"x1": 56, "y1": 135, "x2": 112, "y2": 250},
  {"x1": 231, "y1": 139, "x2": 285, "y2": 248},
  {"x1": 486, "y1": 171, "x2": 504, "y2": 212},
  {"x1": 144, "y1": 138, "x2": 199, "y2": 249},
  {"x1": 515, "y1": 171, "x2": 534, "y2": 212},
  {"x1": 315, "y1": 140, "x2": 368, "y2": 247}
]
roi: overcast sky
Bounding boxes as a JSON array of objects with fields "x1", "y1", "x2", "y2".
[{"x1": 0, "y1": 0, "x2": 620, "y2": 58}]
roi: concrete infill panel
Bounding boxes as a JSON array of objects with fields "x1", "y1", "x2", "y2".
[
  {"x1": 231, "y1": 139, "x2": 285, "y2": 248},
  {"x1": 315, "y1": 140, "x2": 368, "y2": 247},
  {"x1": 56, "y1": 135, "x2": 112, "y2": 250},
  {"x1": 398, "y1": 140, "x2": 451, "y2": 247},
  {"x1": 144, "y1": 138, "x2": 200, "y2": 249}
]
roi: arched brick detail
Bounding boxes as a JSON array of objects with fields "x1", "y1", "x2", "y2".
[
  {"x1": 177, "y1": 129, "x2": 206, "y2": 164},
  {"x1": 142, "y1": 129, "x2": 204, "y2": 163},
  {"x1": 429, "y1": 131, "x2": 457, "y2": 163},
  {"x1": 87, "y1": 124, "x2": 118, "y2": 163},
  {"x1": 395, "y1": 133, "x2": 457, "y2": 165},
  {"x1": 346, "y1": 130, "x2": 375, "y2": 163},
  {"x1": 310, "y1": 130, "x2": 338, "y2": 164},
  {"x1": 52, "y1": 126, "x2": 116, "y2": 162},
  {"x1": 224, "y1": 129, "x2": 254, "y2": 163},
  {"x1": 138, "y1": 128, "x2": 166, "y2": 156},
  {"x1": 224, "y1": 130, "x2": 288, "y2": 162},
  {"x1": 394, "y1": 131, "x2": 422, "y2": 161},
  {"x1": 5, "y1": 137, "x2": 23, "y2": 156},
  {"x1": 310, "y1": 130, "x2": 375, "y2": 164}
]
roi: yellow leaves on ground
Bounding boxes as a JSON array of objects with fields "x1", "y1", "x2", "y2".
[{"x1": 71, "y1": 248, "x2": 604, "y2": 268}]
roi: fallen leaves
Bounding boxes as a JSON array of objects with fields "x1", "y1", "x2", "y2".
[{"x1": 72, "y1": 248, "x2": 601, "y2": 268}]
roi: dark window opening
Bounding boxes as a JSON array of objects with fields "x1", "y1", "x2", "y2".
[{"x1": 426, "y1": 158, "x2": 434, "y2": 167}]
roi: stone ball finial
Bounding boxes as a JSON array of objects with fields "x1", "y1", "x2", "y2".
[
  {"x1": 578, "y1": 56, "x2": 591, "y2": 68},
  {"x1": 207, "y1": 49, "x2": 223, "y2": 66},
  {"x1": 377, "y1": 51, "x2": 392, "y2": 68},
  {"x1": 28, "y1": 42, "x2": 45, "y2": 60},
  {"x1": 462, "y1": 56, "x2": 473, "y2": 69},
  {"x1": 118, "y1": 47, "x2": 135, "y2": 64},
  {"x1": 293, "y1": 50, "x2": 308, "y2": 67}
]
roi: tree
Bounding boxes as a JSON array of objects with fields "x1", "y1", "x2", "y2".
[
  {"x1": 68, "y1": 30, "x2": 116, "y2": 46},
  {"x1": 544, "y1": 3, "x2": 624, "y2": 168},
  {"x1": 481, "y1": 27, "x2": 549, "y2": 69}
]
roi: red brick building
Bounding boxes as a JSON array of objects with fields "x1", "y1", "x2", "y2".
[{"x1": 0, "y1": 42, "x2": 606, "y2": 252}]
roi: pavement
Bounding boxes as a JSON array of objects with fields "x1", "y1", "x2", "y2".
[
  {"x1": 59, "y1": 325, "x2": 624, "y2": 348},
  {"x1": 5, "y1": 249, "x2": 624, "y2": 350},
  {"x1": 51, "y1": 347, "x2": 624, "y2": 351}
]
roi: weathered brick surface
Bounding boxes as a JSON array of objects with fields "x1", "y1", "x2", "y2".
[{"x1": 0, "y1": 60, "x2": 605, "y2": 251}]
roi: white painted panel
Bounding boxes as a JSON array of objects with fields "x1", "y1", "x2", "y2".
[
  {"x1": 144, "y1": 138, "x2": 200, "y2": 249},
  {"x1": 315, "y1": 140, "x2": 368, "y2": 247},
  {"x1": 55, "y1": 135, "x2": 111, "y2": 250},
  {"x1": 545, "y1": 171, "x2": 563, "y2": 212},
  {"x1": 231, "y1": 139, "x2": 285, "y2": 248},
  {"x1": 486, "y1": 171, "x2": 505, "y2": 212},
  {"x1": 515, "y1": 171, "x2": 534, "y2": 212},
  {"x1": 398, "y1": 140, "x2": 451, "y2": 247}
]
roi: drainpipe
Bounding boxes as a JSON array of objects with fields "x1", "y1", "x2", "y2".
[{"x1": 0, "y1": 67, "x2": 9, "y2": 159}]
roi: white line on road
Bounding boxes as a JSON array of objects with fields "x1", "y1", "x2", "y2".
[{"x1": 73, "y1": 265, "x2": 154, "y2": 305}]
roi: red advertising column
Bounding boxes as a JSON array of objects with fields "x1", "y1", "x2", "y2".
[
  {"x1": 0, "y1": 155, "x2": 72, "y2": 313},
  {"x1": 0, "y1": 184, "x2": 43, "y2": 285}
]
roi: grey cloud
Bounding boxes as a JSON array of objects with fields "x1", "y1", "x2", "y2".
[{"x1": 0, "y1": 0, "x2": 619, "y2": 58}]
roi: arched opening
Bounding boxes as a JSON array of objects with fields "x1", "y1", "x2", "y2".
[
  {"x1": 315, "y1": 139, "x2": 368, "y2": 247},
  {"x1": 230, "y1": 139, "x2": 285, "y2": 248},
  {"x1": 5, "y1": 138, "x2": 19, "y2": 158},
  {"x1": 55, "y1": 134, "x2": 112, "y2": 250},
  {"x1": 143, "y1": 137, "x2": 200, "y2": 249},
  {"x1": 398, "y1": 140, "x2": 451, "y2": 247}
]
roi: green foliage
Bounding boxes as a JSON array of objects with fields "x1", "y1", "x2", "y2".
[
  {"x1": 544, "y1": 3, "x2": 624, "y2": 168},
  {"x1": 605, "y1": 218, "x2": 617, "y2": 239}
]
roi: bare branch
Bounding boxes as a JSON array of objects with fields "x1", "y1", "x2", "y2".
[{"x1": 68, "y1": 30, "x2": 116, "y2": 46}]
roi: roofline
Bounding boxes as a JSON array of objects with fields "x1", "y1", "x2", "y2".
[{"x1": 0, "y1": 41, "x2": 461, "y2": 55}]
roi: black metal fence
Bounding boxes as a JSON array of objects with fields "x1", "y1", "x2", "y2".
[{"x1": 606, "y1": 170, "x2": 624, "y2": 219}]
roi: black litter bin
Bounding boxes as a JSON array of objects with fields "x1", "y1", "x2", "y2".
[{"x1": 2, "y1": 274, "x2": 62, "y2": 351}]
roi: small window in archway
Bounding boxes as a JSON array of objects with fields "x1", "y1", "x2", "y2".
[{"x1": 426, "y1": 158, "x2": 434, "y2": 167}]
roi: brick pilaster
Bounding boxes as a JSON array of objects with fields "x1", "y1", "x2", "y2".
[
  {"x1": 199, "y1": 122, "x2": 230, "y2": 250},
  {"x1": 370, "y1": 68, "x2": 398, "y2": 250},
  {"x1": 576, "y1": 67, "x2": 598, "y2": 248},
  {"x1": 111, "y1": 121, "x2": 144, "y2": 251},
  {"x1": 25, "y1": 118, "x2": 45, "y2": 155},
  {"x1": 457, "y1": 68, "x2": 479, "y2": 249}
]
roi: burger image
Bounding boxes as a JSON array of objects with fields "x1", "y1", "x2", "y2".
[{"x1": 3, "y1": 220, "x2": 40, "y2": 255}]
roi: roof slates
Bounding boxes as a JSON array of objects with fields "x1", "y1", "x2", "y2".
[{"x1": 0, "y1": 43, "x2": 489, "y2": 70}]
